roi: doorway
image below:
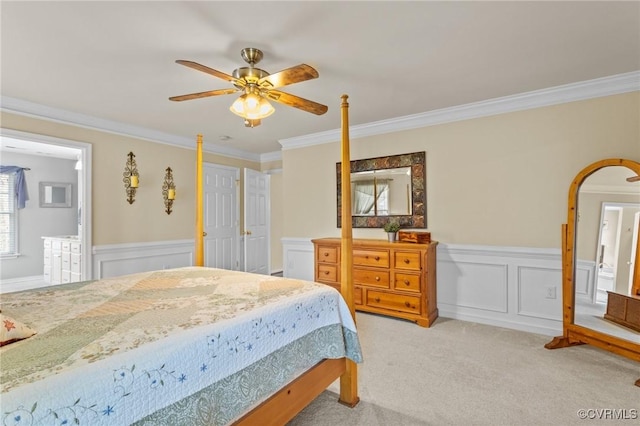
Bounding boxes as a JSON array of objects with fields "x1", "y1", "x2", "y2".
[
  {"x1": 201, "y1": 164, "x2": 270, "y2": 274},
  {"x1": 594, "y1": 202, "x2": 640, "y2": 303},
  {"x1": 0, "y1": 128, "x2": 92, "y2": 283}
]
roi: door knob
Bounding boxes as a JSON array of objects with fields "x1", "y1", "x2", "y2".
[{"x1": 203, "y1": 232, "x2": 207, "y2": 237}]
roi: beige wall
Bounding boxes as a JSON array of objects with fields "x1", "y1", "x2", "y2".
[
  {"x1": 268, "y1": 171, "x2": 284, "y2": 272},
  {"x1": 282, "y1": 92, "x2": 640, "y2": 248},
  {"x1": 0, "y1": 112, "x2": 268, "y2": 249}
]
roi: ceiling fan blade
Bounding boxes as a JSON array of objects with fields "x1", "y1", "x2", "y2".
[
  {"x1": 169, "y1": 88, "x2": 238, "y2": 102},
  {"x1": 175, "y1": 60, "x2": 241, "y2": 85},
  {"x1": 258, "y1": 64, "x2": 319, "y2": 89},
  {"x1": 267, "y1": 90, "x2": 328, "y2": 115}
]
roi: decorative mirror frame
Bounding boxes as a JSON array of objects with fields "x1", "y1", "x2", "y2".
[
  {"x1": 39, "y1": 181, "x2": 72, "y2": 208},
  {"x1": 337, "y1": 151, "x2": 426, "y2": 228},
  {"x1": 545, "y1": 158, "x2": 640, "y2": 386}
]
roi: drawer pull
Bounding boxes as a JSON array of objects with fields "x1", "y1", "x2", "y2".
[
  {"x1": 405, "y1": 301, "x2": 411, "y2": 307},
  {"x1": 375, "y1": 297, "x2": 380, "y2": 303},
  {"x1": 323, "y1": 252, "x2": 329, "y2": 257},
  {"x1": 404, "y1": 258, "x2": 410, "y2": 264},
  {"x1": 375, "y1": 256, "x2": 380, "y2": 261},
  {"x1": 375, "y1": 276, "x2": 380, "y2": 281},
  {"x1": 324, "y1": 271, "x2": 330, "y2": 275},
  {"x1": 404, "y1": 280, "x2": 410, "y2": 285}
]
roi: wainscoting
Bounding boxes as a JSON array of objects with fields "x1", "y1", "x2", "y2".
[
  {"x1": 92, "y1": 239, "x2": 195, "y2": 279},
  {"x1": 90, "y1": 237, "x2": 597, "y2": 337},
  {"x1": 282, "y1": 238, "x2": 596, "y2": 336}
]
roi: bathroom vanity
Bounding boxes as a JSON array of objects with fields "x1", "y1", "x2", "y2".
[{"x1": 43, "y1": 236, "x2": 82, "y2": 284}]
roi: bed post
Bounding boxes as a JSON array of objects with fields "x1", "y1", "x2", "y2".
[
  {"x1": 339, "y1": 94, "x2": 359, "y2": 407},
  {"x1": 195, "y1": 134, "x2": 204, "y2": 266}
]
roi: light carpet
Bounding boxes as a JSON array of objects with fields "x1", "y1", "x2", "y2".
[{"x1": 288, "y1": 313, "x2": 640, "y2": 425}]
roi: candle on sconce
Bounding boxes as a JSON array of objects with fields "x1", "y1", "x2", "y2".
[
  {"x1": 130, "y1": 175, "x2": 139, "y2": 188},
  {"x1": 168, "y1": 188, "x2": 176, "y2": 200}
]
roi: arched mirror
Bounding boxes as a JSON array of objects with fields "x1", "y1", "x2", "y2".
[{"x1": 546, "y1": 158, "x2": 640, "y2": 387}]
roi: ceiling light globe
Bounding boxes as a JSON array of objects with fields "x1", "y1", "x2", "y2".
[{"x1": 230, "y1": 93, "x2": 275, "y2": 120}]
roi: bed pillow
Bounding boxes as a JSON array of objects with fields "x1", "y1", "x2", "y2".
[{"x1": 0, "y1": 313, "x2": 36, "y2": 346}]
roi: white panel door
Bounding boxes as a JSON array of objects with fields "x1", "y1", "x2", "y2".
[
  {"x1": 244, "y1": 168, "x2": 270, "y2": 274},
  {"x1": 203, "y1": 163, "x2": 240, "y2": 270}
]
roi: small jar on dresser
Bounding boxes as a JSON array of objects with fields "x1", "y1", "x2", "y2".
[
  {"x1": 43, "y1": 236, "x2": 82, "y2": 284},
  {"x1": 312, "y1": 238, "x2": 438, "y2": 327}
]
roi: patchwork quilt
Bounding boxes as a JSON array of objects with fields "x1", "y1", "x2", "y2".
[{"x1": 0, "y1": 267, "x2": 362, "y2": 425}]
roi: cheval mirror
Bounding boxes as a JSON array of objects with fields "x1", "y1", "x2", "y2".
[{"x1": 545, "y1": 158, "x2": 640, "y2": 386}]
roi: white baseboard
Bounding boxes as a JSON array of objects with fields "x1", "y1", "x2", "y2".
[
  {"x1": 0, "y1": 275, "x2": 46, "y2": 293},
  {"x1": 281, "y1": 238, "x2": 578, "y2": 336}
]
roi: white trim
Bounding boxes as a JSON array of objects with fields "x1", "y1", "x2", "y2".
[
  {"x1": 580, "y1": 184, "x2": 640, "y2": 195},
  {"x1": 259, "y1": 151, "x2": 282, "y2": 163},
  {"x1": 3, "y1": 72, "x2": 637, "y2": 163},
  {"x1": 279, "y1": 71, "x2": 640, "y2": 150},
  {"x1": 0, "y1": 96, "x2": 271, "y2": 163}
]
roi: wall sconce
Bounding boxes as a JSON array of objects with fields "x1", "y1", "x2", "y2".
[
  {"x1": 162, "y1": 166, "x2": 176, "y2": 215},
  {"x1": 123, "y1": 151, "x2": 139, "y2": 204}
]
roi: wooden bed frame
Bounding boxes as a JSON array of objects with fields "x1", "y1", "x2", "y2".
[{"x1": 194, "y1": 95, "x2": 359, "y2": 425}]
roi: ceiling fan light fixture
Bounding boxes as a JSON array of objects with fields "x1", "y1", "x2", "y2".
[
  {"x1": 230, "y1": 93, "x2": 275, "y2": 120},
  {"x1": 244, "y1": 118, "x2": 261, "y2": 128}
]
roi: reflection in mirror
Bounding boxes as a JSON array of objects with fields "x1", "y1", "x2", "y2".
[
  {"x1": 337, "y1": 151, "x2": 426, "y2": 228},
  {"x1": 575, "y1": 166, "x2": 640, "y2": 342},
  {"x1": 39, "y1": 182, "x2": 72, "y2": 208},
  {"x1": 351, "y1": 167, "x2": 412, "y2": 216}
]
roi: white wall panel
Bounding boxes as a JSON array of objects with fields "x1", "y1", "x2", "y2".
[{"x1": 438, "y1": 260, "x2": 508, "y2": 313}]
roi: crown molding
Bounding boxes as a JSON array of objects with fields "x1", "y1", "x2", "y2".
[
  {"x1": 259, "y1": 150, "x2": 282, "y2": 163},
  {"x1": 0, "y1": 96, "x2": 267, "y2": 162},
  {"x1": 3, "y1": 71, "x2": 637, "y2": 162},
  {"x1": 279, "y1": 71, "x2": 640, "y2": 151}
]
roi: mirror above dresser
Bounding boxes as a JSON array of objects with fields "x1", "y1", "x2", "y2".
[{"x1": 337, "y1": 151, "x2": 426, "y2": 228}]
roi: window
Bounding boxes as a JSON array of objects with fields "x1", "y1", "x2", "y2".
[
  {"x1": 0, "y1": 172, "x2": 17, "y2": 256},
  {"x1": 352, "y1": 180, "x2": 389, "y2": 216}
]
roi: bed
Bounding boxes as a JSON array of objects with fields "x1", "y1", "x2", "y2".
[
  {"x1": 2, "y1": 95, "x2": 360, "y2": 424},
  {"x1": 1, "y1": 267, "x2": 362, "y2": 425}
]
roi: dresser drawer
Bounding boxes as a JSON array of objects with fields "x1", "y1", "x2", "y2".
[
  {"x1": 317, "y1": 246, "x2": 339, "y2": 263},
  {"x1": 61, "y1": 241, "x2": 71, "y2": 252},
  {"x1": 393, "y1": 273, "x2": 421, "y2": 293},
  {"x1": 394, "y1": 251, "x2": 422, "y2": 271},
  {"x1": 70, "y1": 242, "x2": 82, "y2": 254},
  {"x1": 61, "y1": 252, "x2": 71, "y2": 270},
  {"x1": 71, "y1": 254, "x2": 81, "y2": 273},
  {"x1": 317, "y1": 263, "x2": 339, "y2": 283},
  {"x1": 322, "y1": 282, "x2": 341, "y2": 293},
  {"x1": 353, "y1": 267, "x2": 389, "y2": 288},
  {"x1": 354, "y1": 249, "x2": 389, "y2": 268},
  {"x1": 367, "y1": 290, "x2": 421, "y2": 315}
]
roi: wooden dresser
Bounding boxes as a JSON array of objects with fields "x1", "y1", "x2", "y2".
[{"x1": 312, "y1": 238, "x2": 438, "y2": 327}]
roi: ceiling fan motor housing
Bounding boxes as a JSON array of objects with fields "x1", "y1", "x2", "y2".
[{"x1": 232, "y1": 67, "x2": 270, "y2": 89}]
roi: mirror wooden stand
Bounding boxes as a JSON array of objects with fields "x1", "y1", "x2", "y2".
[{"x1": 545, "y1": 158, "x2": 640, "y2": 387}]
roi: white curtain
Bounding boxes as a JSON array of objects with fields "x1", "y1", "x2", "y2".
[{"x1": 353, "y1": 180, "x2": 389, "y2": 215}]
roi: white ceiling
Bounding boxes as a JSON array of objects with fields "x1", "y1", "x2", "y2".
[{"x1": 1, "y1": 1, "x2": 639, "y2": 158}]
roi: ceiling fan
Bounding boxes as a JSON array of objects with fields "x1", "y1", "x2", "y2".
[{"x1": 169, "y1": 47, "x2": 328, "y2": 127}]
